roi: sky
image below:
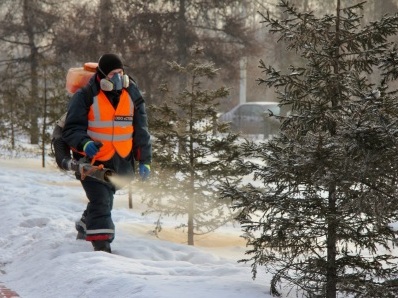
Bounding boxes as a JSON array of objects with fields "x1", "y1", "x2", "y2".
[{"x1": 0, "y1": 157, "x2": 276, "y2": 298}]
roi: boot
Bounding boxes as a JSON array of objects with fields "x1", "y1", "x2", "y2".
[
  {"x1": 76, "y1": 231, "x2": 86, "y2": 240},
  {"x1": 75, "y1": 216, "x2": 87, "y2": 240},
  {"x1": 92, "y1": 240, "x2": 111, "y2": 253}
]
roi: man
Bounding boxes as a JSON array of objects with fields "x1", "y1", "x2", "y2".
[{"x1": 62, "y1": 53, "x2": 152, "y2": 253}]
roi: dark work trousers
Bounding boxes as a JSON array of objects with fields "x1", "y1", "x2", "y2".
[{"x1": 80, "y1": 178, "x2": 116, "y2": 242}]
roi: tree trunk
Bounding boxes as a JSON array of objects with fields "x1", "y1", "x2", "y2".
[
  {"x1": 23, "y1": 0, "x2": 39, "y2": 144},
  {"x1": 177, "y1": 0, "x2": 188, "y2": 91},
  {"x1": 10, "y1": 91, "x2": 16, "y2": 150},
  {"x1": 41, "y1": 73, "x2": 47, "y2": 168},
  {"x1": 187, "y1": 196, "x2": 194, "y2": 245},
  {"x1": 30, "y1": 49, "x2": 39, "y2": 144},
  {"x1": 99, "y1": 0, "x2": 113, "y2": 52},
  {"x1": 326, "y1": 185, "x2": 337, "y2": 298},
  {"x1": 187, "y1": 109, "x2": 195, "y2": 246},
  {"x1": 128, "y1": 182, "x2": 133, "y2": 209},
  {"x1": 325, "y1": 2, "x2": 340, "y2": 297}
]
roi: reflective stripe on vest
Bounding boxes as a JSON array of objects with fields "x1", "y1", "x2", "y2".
[{"x1": 87, "y1": 89, "x2": 134, "y2": 161}]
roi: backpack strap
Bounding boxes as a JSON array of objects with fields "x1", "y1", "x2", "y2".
[
  {"x1": 81, "y1": 83, "x2": 96, "y2": 107},
  {"x1": 127, "y1": 77, "x2": 144, "y2": 107}
]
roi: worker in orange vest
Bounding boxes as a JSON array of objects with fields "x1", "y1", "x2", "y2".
[{"x1": 62, "y1": 54, "x2": 152, "y2": 253}]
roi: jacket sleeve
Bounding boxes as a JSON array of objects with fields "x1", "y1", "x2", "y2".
[
  {"x1": 62, "y1": 89, "x2": 92, "y2": 152},
  {"x1": 129, "y1": 82, "x2": 152, "y2": 165}
]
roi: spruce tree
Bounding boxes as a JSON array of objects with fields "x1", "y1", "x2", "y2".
[
  {"x1": 144, "y1": 50, "x2": 245, "y2": 246},
  {"x1": 0, "y1": 0, "x2": 61, "y2": 144},
  {"x1": 221, "y1": 1, "x2": 398, "y2": 297}
]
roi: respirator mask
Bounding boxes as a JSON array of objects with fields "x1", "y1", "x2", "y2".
[
  {"x1": 109, "y1": 73, "x2": 123, "y2": 91},
  {"x1": 98, "y1": 67, "x2": 129, "y2": 92}
]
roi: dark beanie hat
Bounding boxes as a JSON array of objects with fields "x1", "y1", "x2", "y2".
[{"x1": 97, "y1": 54, "x2": 124, "y2": 78}]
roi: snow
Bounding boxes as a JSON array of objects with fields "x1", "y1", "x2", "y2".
[{"x1": 0, "y1": 157, "x2": 272, "y2": 298}]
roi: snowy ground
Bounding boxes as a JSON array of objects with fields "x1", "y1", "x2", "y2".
[{"x1": 0, "y1": 157, "x2": 273, "y2": 298}]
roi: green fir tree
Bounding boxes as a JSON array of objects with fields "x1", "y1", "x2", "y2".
[
  {"x1": 221, "y1": 1, "x2": 398, "y2": 297},
  {"x1": 144, "y1": 50, "x2": 245, "y2": 246}
]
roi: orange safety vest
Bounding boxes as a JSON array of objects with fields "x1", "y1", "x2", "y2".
[{"x1": 87, "y1": 89, "x2": 134, "y2": 161}]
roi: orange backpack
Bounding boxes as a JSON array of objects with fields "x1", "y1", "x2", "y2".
[
  {"x1": 65, "y1": 62, "x2": 98, "y2": 94},
  {"x1": 52, "y1": 63, "x2": 98, "y2": 167}
]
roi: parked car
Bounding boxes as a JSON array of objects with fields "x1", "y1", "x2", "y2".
[{"x1": 219, "y1": 102, "x2": 280, "y2": 137}]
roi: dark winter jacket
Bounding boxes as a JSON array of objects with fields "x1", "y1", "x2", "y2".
[{"x1": 62, "y1": 74, "x2": 152, "y2": 176}]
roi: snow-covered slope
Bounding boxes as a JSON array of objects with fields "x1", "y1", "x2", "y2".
[{"x1": 0, "y1": 158, "x2": 270, "y2": 298}]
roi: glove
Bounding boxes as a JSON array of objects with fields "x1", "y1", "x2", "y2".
[
  {"x1": 83, "y1": 141, "x2": 100, "y2": 158},
  {"x1": 139, "y1": 163, "x2": 151, "y2": 180}
]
